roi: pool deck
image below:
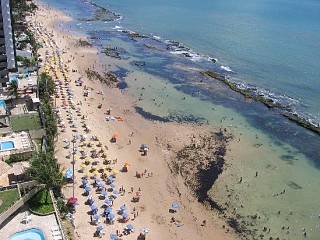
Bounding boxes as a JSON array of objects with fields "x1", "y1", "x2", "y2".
[
  {"x1": 0, "y1": 206, "x2": 60, "y2": 240},
  {"x1": 0, "y1": 132, "x2": 34, "y2": 159}
]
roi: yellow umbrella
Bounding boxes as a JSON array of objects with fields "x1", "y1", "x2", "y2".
[
  {"x1": 93, "y1": 170, "x2": 99, "y2": 176},
  {"x1": 112, "y1": 169, "x2": 119, "y2": 174},
  {"x1": 103, "y1": 170, "x2": 109, "y2": 175},
  {"x1": 84, "y1": 171, "x2": 90, "y2": 176},
  {"x1": 80, "y1": 164, "x2": 86, "y2": 169}
]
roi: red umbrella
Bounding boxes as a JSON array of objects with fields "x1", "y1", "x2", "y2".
[
  {"x1": 67, "y1": 197, "x2": 78, "y2": 204},
  {"x1": 136, "y1": 191, "x2": 142, "y2": 197}
]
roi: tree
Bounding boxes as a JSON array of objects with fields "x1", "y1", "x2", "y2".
[
  {"x1": 20, "y1": 57, "x2": 37, "y2": 72},
  {"x1": 28, "y1": 152, "x2": 63, "y2": 203},
  {"x1": 39, "y1": 72, "x2": 55, "y2": 99},
  {"x1": 7, "y1": 80, "x2": 19, "y2": 106}
]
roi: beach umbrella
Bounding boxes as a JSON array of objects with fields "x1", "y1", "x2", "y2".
[
  {"x1": 93, "y1": 170, "x2": 99, "y2": 176},
  {"x1": 122, "y1": 212, "x2": 129, "y2": 218},
  {"x1": 82, "y1": 179, "x2": 88, "y2": 185},
  {"x1": 109, "y1": 183, "x2": 116, "y2": 189},
  {"x1": 80, "y1": 163, "x2": 86, "y2": 169},
  {"x1": 67, "y1": 197, "x2": 78, "y2": 204},
  {"x1": 124, "y1": 162, "x2": 132, "y2": 167},
  {"x1": 85, "y1": 186, "x2": 91, "y2": 192},
  {"x1": 107, "y1": 177, "x2": 115, "y2": 182},
  {"x1": 110, "y1": 234, "x2": 118, "y2": 240},
  {"x1": 101, "y1": 191, "x2": 108, "y2": 197},
  {"x1": 172, "y1": 202, "x2": 179, "y2": 210},
  {"x1": 91, "y1": 205, "x2": 98, "y2": 211},
  {"x1": 95, "y1": 178, "x2": 101, "y2": 183},
  {"x1": 108, "y1": 213, "x2": 115, "y2": 220},
  {"x1": 84, "y1": 171, "x2": 90, "y2": 177},
  {"x1": 136, "y1": 191, "x2": 142, "y2": 197},
  {"x1": 97, "y1": 183, "x2": 105, "y2": 189},
  {"x1": 112, "y1": 133, "x2": 119, "y2": 139},
  {"x1": 104, "y1": 199, "x2": 112, "y2": 205},
  {"x1": 93, "y1": 215, "x2": 101, "y2": 221},
  {"x1": 120, "y1": 205, "x2": 127, "y2": 211},
  {"x1": 103, "y1": 170, "x2": 109, "y2": 175},
  {"x1": 96, "y1": 226, "x2": 103, "y2": 232},
  {"x1": 141, "y1": 228, "x2": 150, "y2": 234},
  {"x1": 104, "y1": 207, "x2": 113, "y2": 214},
  {"x1": 126, "y1": 224, "x2": 134, "y2": 231},
  {"x1": 112, "y1": 169, "x2": 119, "y2": 174},
  {"x1": 112, "y1": 190, "x2": 120, "y2": 195}
]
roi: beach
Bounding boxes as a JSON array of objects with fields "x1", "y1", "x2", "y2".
[{"x1": 29, "y1": 2, "x2": 239, "y2": 239}]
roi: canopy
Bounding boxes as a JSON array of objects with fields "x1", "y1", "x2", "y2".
[
  {"x1": 172, "y1": 202, "x2": 179, "y2": 210},
  {"x1": 104, "y1": 207, "x2": 113, "y2": 214},
  {"x1": 120, "y1": 205, "x2": 127, "y2": 211},
  {"x1": 112, "y1": 134, "x2": 119, "y2": 138},
  {"x1": 67, "y1": 197, "x2": 78, "y2": 204},
  {"x1": 122, "y1": 212, "x2": 129, "y2": 218},
  {"x1": 96, "y1": 226, "x2": 103, "y2": 232},
  {"x1": 64, "y1": 169, "x2": 73, "y2": 179},
  {"x1": 126, "y1": 224, "x2": 134, "y2": 230}
]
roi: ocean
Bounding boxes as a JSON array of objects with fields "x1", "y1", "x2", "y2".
[{"x1": 40, "y1": 0, "x2": 320, "y2": 239}]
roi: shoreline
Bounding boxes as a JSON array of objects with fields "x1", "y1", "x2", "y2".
[
  {"x1": 30, "y1": 1, "x2": 239, "y2": 239},
  {"x1": 82, "y1": 0, "x2": 320, "y2": 136}
]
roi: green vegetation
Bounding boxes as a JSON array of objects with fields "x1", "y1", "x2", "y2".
[
  {"x1": 7, "y1": 80, "x2": 19, "y2": 106},
  {"x1": 29, "y1": 190, "x2": 54, "y2": 214},
  {"x1": 11, "y1": 115, "x2": 42, "y2": 132},
  {"x1": 0, "y1": 189, "x2": 20, "y2": 214},
  {"x1": 28, "y1": 152, "x2": 63, "y2": 204},
  {"x1": 6, "y1": 152, "x2": 35, "y2": 165},
  {"x1": 38, "y1": 72, "x2": 55, "y2": 99}
]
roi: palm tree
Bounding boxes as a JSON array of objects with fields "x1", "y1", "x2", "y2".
[
  {"x1": 28, "y1": 152, "x2": 63, "y2": 203},
  {"x1": 7, "y1": 80, "x2": 19, "y2": 107}
]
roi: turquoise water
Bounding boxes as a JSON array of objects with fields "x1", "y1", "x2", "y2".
[
  {"x1": 10, "y1": 228, "x2": 45, "y2": 240},
  {"x1": 0, "y1": 141, "x2": 15, "y2": 150},
  {"x1": 98, "y1": 0, "x2": 320, "y2": 125},
  {"x1": 0, "y1": 100, "x2": 6, "y2": 109},
  {"x1": 38, "y1": 0, "x2": 320, "y2": 238}
]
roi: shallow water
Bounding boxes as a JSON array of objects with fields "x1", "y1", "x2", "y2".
[{"x1": 40, "y1": 0, "x2": 320, "y2": 238}]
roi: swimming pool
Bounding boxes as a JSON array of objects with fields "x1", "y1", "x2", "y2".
[
  {"x1": 0, "y1": 100, "x2": 6, "y2": 109},
  {"x1": 0, "y1": 141, "x2": 15, "y2": 151},
  {"x1": 10, "y1": 228, "x2": 46, "y2": 240}
]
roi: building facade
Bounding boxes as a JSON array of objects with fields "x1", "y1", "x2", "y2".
[{"x1": 0, "y1": 0, "x2": 17, "y2": 87}]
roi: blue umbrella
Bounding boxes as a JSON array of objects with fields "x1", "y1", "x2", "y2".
[
  {"x1": 96, "y1": 226, "x2": 103, "y2": 232},
  {"x1": 95, "y1": 178, "x2": 101, "y2": 182},
  {"x1": 104, "y1": 207, "x2": 113, "y2": 214},
  {"x1": 82, "y1": 179, "x2": 88, "y2": 185},
  {"x1": 65, "y1": 169, "x2": 73, "y2": 179},
  {"x1": 109, "y1": 183, "x2": 116, "y2": 188},
  {"x1": 108, "y1": 213, "x2": 115, "y2": 220},
  {"x1": 172, "y1": 202, "x2": 179, "y2": 210},
  {"x1": 97, "y1": 183, "x2": 105, "y2": 188},
  {"x1": 126, "y1": 224, "x2": 134, "y2": 231},
  {"x1": 104, "y1": 199, "x2": 112, "y2": 205},
  {"x1": 101, "y1": 191, "x2": 107, "y2": 196},
  {"x1": 93, "y1": 215, "x2": 100, "y2": 221},
  {"x1": 120, "y1": 205, "x2": 127, "y2": 211},
  {"x1": 122, "y1": 212, "x2": 129, "y2": 218},
  {"x1": 112, "y1": 190, "x2": 120, "y2": 195},
  {"x1": 91, "y1": 205, "x2": 98, "y2": 211},
  {"x1": 85, "y1": 186, "x2": 91, "y2": 192},
  {"x1": 108, "y1": 177, "x2": 115, "y2": 182},
  {"x1": 110, "y1": 234, "x2": 118, "y2": 240}
]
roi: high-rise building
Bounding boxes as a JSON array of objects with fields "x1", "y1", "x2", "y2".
[{"x1": 0, "y1": 0, "x2": 17, "y2": 87}]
